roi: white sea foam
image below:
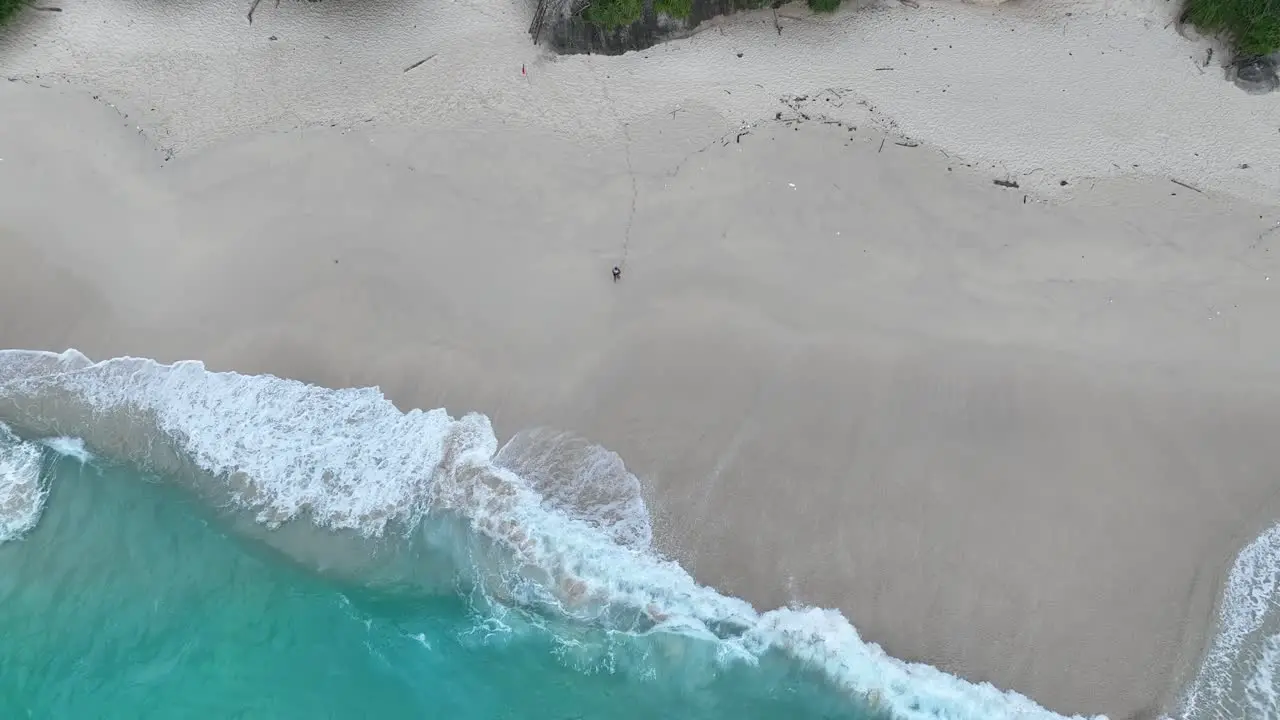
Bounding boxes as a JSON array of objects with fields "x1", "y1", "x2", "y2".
[
  {"x1": 0, "y1": 422, "x2": 47, "y2": 545},
  {"x1": 40, "y1": 436, "x2": 94, "y2": 463},
  {"x1": 0, "y1": 349, "x2": 1105, "y2": 720},
  {"x1": 1246, "y1": 633, "x2": 1280, "y2": 720},
  {"x1": 1180, "y1": 524, "x2": 1280, "y2": 719}
]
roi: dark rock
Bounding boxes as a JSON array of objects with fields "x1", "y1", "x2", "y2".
[
  {"x1": 1229, "y1": 55, "x2": 1278, "y2": 95},
  {"x1": 543, "y1": 16, "x2": 661, "y2": 56},
  {"x1": 536, "y1": 0, "x2": 772, "y2": 55}
]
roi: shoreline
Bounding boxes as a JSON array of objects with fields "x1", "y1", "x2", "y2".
[
  {"x1": 1177, "y1": 509, "x2": 1280, "y2": 718},
  {"x1": 5, "y1": 75, "x2": 1280, "y2": 717},
  {"x1": 0, "y1": 354, "x2": 1102, "y2": 720}
]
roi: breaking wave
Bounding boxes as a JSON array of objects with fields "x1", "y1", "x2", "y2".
[
  {"x1": 0, "y1": 422, "x2": 46, "y2": 544},
  {"x1": 1180, "y1": 524, "x2": 1280, "y2": 720},
  {"x1": 0, "y1": 349, "x2": 1103, "y2": 720}
]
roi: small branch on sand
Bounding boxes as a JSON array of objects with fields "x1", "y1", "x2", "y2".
[
  {"x1": 1250, "y1": 222, "x2": 1279, "y2": 250},
  {"x1": 874, "y1": 67, "x2": 894, "y2": 71},
  {"x1": 1170, "y1": 178, "x2": 1204, "y2": 194},
  {"x1": 247, "y1": 0, "x2": 262, "y2": 23},
  {"x1": 773, "y1": 7, "x2": 782, "y2": 36},
  {"x1": 895, "y1": 140, "x2": 919, "y2": 147},
  {"x1": 993, "y1": 179, "x2": 1020, "y2": 189},
  {"x1": 878, "y1": 138, "x2": 885, "y2": 153},
  {"x1": 403, "y1": 54, "x2": 437, "y2": 73},
  {"x1": 900, "y1": 0, "x2": 919, "y2": 7}
]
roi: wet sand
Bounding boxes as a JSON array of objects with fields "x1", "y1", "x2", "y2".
[{"x1": 4, "y1": 76, "x2": 1280, "y2": 717}]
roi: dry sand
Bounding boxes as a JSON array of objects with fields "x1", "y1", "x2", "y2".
[{"x1": 3, "y1": 0, "x2": 1280, "y2": 717}]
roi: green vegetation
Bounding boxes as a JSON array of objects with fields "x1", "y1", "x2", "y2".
[
  {"x1": 1184, "y1": 0, "x2": 1280, "y2": 56},
  {"x1": 1, "y1": 0, "x2": 23, "y2": 25},
  {"x1": 583, "y1": 0, "x2": 644, "y2": 28},
  {"x1": 655, "y1": 0, "x2": 693, "y2": 19},
  {"x1": 806, "y1": 0, "x2": 843, "y2": 12}
]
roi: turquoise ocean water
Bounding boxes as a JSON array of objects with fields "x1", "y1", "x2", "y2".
[
  {"x1": 0, "y1": 451, "x2": 862, "y2": 719},
  {"x1": 0, "y1": 349, "x2": 1148, "y2": 720}
]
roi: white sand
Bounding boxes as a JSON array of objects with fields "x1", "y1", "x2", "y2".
[{"x1": 3, "y1": 0, "x2": 1280, "y2": 717}]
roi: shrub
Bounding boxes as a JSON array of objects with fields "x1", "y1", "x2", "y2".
[
  {"x1": 655, "y1": 0, "x2": 693, "y2": 18},
  {"x1": 1, "y1": 0, "x2": 23, "y2": 24},
  {"x1": 584, "y1": 0, "x2": 644, "y2": 28},
  {"x1": 1184, "y1": 0, "x2": 1280, "y2": 57},
  {"x1": 808, "y1": 0, "x2": 842, "y2": 12}
]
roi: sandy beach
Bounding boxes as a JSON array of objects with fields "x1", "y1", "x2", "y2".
[{"x1": 3, "y1": 0, "x2": 1280, "y2": 717}]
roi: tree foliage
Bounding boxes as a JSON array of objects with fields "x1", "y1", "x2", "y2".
[
  {"x1": 1, "y1": 0, "x2": 23, "y2": 25},
  {"x1": 655, "y1": 0, "x2": 693, "y2": 19},
  {"x1": 807, "y1": 0, "x2": 842, "y2": 12},
  {"x1": 583, "y1": 0, "x2": 644, "y2": 28}
]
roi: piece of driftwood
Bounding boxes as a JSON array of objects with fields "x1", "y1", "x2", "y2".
[{"x1": 403, "y1": 54, "x2": 437, "y2": 73}]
